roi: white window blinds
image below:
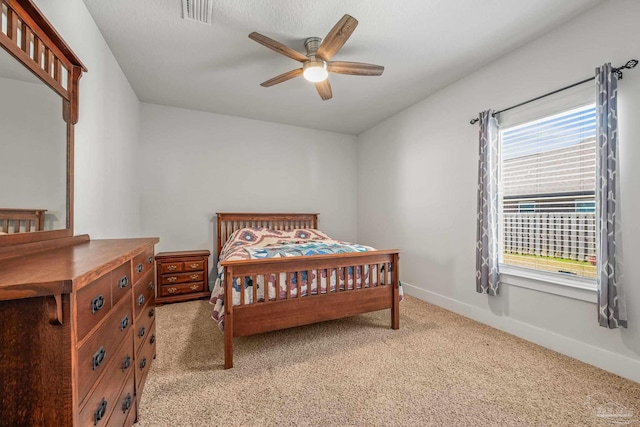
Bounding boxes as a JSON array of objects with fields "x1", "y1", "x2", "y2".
[{"x1": 499, "y1": 104, "x2": 597, "y2": 279}]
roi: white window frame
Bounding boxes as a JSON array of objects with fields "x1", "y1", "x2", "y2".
[{"x1": 496, "y1": 84, "x2": 597, "y2": 302}]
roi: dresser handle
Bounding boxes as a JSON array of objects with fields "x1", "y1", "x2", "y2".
[
  {"x1": 91, "y1": 295, "x2": 105, "y2": 314},
  {"x1": 167, "y1": 265, "x2": 177, "y2": 271},
  {"x1": 190, "y1": 274, "x2": 199, "y2": 280},
  {"x1": 94, "y1": 398, "x2": 107, "y2": 425},
  {"x1": 92, "y1": 346, "x2": 106, "y2": 371},
  {"x1": 122, "y1": 393, "x2": 132, "y2": 413},
  {"x1": 150, "y1": 334, "x2": 156, "y2": 345},
  {"x1": 189, "y1": 263, "x2": 199, "y2": 269},
  {"x1": 149, "y1": 308, "x2": 155, "y2": 318},
  {"x1": 119, "y1": 275, "x2": 129, "y2": 289},
  {"x1": 167, "y1": 287, "x2": 177, "y2": 294},
  {"x1": 167, "y1": 277, "x2": 177, "y2": 283},
  {"x1": 137, "y1": 294, "x2": 145, "y2": 306},
  {"x1": 190, "y1": 284, "x2": 199, "y2": 291},
  {"x1": 139, "y1": 357, "x2": 147, "y2": 370},
  {"x1": 136, "y1": 264, "x2": 143, "y2": 273},
  {"x1": 122, "y1": 354, "x2": 131, "y2": 372},
  {"x1": 148, "y1": 255, "x2": 153, "y2": 264},
  {"x1": 138, "y1": 326, "x2": 146, "y2": 338},
  {"x1": 148, "y1": 282, "x2": 154, "y2": 291},
  {"x1": 120, "y1": 315, "x2": 129, "y2": 331}
]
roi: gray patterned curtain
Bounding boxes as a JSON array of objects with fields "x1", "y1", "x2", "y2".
[
  {"x1": 595, "y1": 63, "x2": 627, "y2": 328},
  {"x1": 476, "y1": 110, "x2": 500, "y2": 295}
]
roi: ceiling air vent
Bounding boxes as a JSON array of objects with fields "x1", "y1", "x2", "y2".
[{"x1": 182, "y1": 0, "x2": 213, "y2": 25}]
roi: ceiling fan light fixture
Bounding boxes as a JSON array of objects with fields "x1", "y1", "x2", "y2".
[{"x1": 303, "y1": 60, "x2": 328, "y2": 82}]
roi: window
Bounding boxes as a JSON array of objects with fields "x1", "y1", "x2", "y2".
[{"x1": 500, "y1": 104, "x2": 597, "y2": 280}]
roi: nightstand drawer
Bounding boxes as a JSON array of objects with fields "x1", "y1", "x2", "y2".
[
  {"x1": 184, "y1": 260, "x2": 205, "y2": 271},
  {"x1": 161, "y1": 271, "x2": 204, "y2": 285},
  {"x1": 160, "y1": 281, "x2": 205, "y2": 297},
  {"x1": 160, "y1": 262, "x2": 183, "y2": 273}
]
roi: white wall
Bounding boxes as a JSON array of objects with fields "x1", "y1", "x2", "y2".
[
  {"x1": 33, "y1": 0, "x2": 142, "y2": 238},
  {"x1": 357, "y1": 0, "x2": 640, "y2": 382},
  {"x1": 139, "y1": 103, "x2": 358, "y2": 267},
  {"x1": 0, "y1": 77, "x2": 66, "y2": 230}
]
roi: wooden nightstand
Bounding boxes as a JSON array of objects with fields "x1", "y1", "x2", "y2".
[{"x1": 155, "y1": 250, "x2": 210, "y2": 304}]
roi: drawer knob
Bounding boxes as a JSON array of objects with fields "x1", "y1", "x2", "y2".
[
  {"x1": 190, "y1": 284, "x2": 199, "y2": 291},
  {"x1": 120, "y1": 315, "x2": 130, "y2": 331},
  {"x1": 92, "y1": 346, "x2": 106, "y2": 371},
  {"x1": 190, "y1": 274, "x2": 199, "y2": 280},
  {"x1": 148, "y1": 282, "x2": 154, "y2": 291},
  {"x1": 148, "y1": 308, "x2": 155, "y2": 318},
  {"x1": 167, "y1": 277, "x2": 177, "y2": 283},
  {"x1": 122, "y1": 393, "x2": 132, "y2": 413},
  {"x1": 94, "y1": 398, "x2": 107, "y2": 425},
  {"x1": 138, "y1": 326, "x2": 146, "y2": 338},
  {"x1": 119, "y1": 275, "x2": 129, "y2": 289},
  {"x1": 139, "y1": 357, "x2": 147, "y2": 370},
  {"x1": 189, "y1": 263, "x2": 199, "y2": 269},
  {"x1": 136, "y1": 264, "x2": 143, "y2": 273},
  {"x1": 137, "y1": 294, "x2": 145, "y2": 306},
  {"x1": 167, "y1": 265, "x2": 177, "y2": 271},
  {"x1": 167, "y1": 287, "x2": 177, "y2": 294},
  {"x1": 122, "y1": 354, "x2": 131, "y2": 372},
  {"x1": 91, "y1": 295, "x2": 105, "y2": 314},
  {"x1": 148, "y1": 255, "x2": 153, "y2": 264},
  {"x1": 150, "y1": 334, "x2": 156, "y2": 345}
]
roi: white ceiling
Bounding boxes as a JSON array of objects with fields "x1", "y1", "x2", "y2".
[{"x1": 83, "y1": 0, "x2": 603, "y2": 135}]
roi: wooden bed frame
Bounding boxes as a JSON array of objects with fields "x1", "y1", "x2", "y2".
[
  {"x1": 0, "y1": 209, "x2": 47, "y2": 234},
  {"x1": 216, "y1": 212, "x2": 400, "y2": 368}
]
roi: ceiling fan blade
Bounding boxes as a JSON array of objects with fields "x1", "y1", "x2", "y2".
[
  {"x1": 260, "y1": 69, "x2": 304, "y2": 87},
  {"x1": 328, "y1": 61, "x2": 384, "y2": 76},
  {"x1": 315, "y1": 79, "x2": 332, "y2": 101},
  {"x1": 249, "y1": 32, "x2": 309, "y2": 63},
  {"x1": 317, "y1": 15, "x2": 358, "y2": 61}
]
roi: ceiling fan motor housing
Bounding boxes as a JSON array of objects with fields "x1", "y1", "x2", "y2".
[{"x1": 304, "y1": 37, "x2": 322, "y2": 59}]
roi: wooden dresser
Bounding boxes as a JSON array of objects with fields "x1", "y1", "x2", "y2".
[
  {"x1": 0, "y1": 237, "x2": 158, "y2": 426},
  {"x1": 155, "y1": 250, "x2": 210, "y2": 304}
]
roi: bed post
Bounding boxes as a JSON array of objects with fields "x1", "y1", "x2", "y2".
[
  {"x1": 391, "y1": 252, "x2": 400, "y2": 330},
  {"x1": 224, "y1": 266, "x2": 234, "y2": 369}
]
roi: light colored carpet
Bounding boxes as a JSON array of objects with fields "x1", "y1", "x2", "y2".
[{"x1": 137, "y1": 296, "x2": 640, "y2": 427}]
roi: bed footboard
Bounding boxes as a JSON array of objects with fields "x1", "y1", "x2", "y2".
[{"x1": 221, "y1": 250, "x2": 400, "y2": 369}]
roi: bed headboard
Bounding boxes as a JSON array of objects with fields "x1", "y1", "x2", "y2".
[
  {"x1": 0, "y1": 209, "x2": 47, "y2": 234},
  {"x1": 215, "y1": 212, "x2": 319, "y2": 258}
]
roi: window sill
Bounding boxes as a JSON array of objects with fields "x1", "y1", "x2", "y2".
[{"x1": 499, "y1": 264, "x2": 597, "y2": 303}]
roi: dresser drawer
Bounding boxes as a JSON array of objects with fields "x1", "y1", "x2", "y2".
[
  {"x1": 184, "y1": 260, "x2": 205, "y2": 271},
  {"x1": 76, "y1": 273, "x2": 112, "y2": 342},
  {"x1": 159, "y1": 281, "x2": 205, "y2": 297},
  {"x1": 135, "y1": 301, "x2": 156, "y2": 352},
  {"x1": 106, "y1": 371, "x2": 135, "y2": 427},
  {"x1": 78, "y1": 333, "x2": 134, "y2": 427},
  {"x1": 161, "y1": 271, "x2": 204, "y2": 285},
  {"x1": 134, "y1": 269, "x2": 155, "y2": 319},
  {"x1": 132, "y1": 247, "x2": 155, "y2": 284},
  {"x1": 136, "y1": 320, "x2": 156, "y2": 394},
  {"x1": 111, "y1": 261, "x2": 132, "y2": 307},
  {"x1": 77, "y1": 298, "x2": 133, "y2": 404}
]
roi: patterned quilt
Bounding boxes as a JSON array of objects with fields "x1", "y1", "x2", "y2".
[{"x1": 209, "y1": 227, "x2": 402, "y2": 330}]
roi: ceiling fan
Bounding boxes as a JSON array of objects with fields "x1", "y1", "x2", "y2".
[{"x1": 249, "y1": 14, "x2": 384, "y2": 101}]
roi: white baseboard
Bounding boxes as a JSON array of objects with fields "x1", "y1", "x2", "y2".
[{"x1": 402, "y1": 282, "x2": 640, "y2": 384}]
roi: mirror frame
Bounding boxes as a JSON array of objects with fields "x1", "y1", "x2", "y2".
[{"x1": 0, "y1": 0, "x2": 86, "y2": 247}]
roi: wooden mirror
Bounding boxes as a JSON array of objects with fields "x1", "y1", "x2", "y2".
[{"x1": 0, "y1": 0, "x2": 86, "y2": 247}]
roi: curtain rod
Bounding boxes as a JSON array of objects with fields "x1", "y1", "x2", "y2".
[{"x1": 469, "y1": 59, "x2": 638, "y2": 125}]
